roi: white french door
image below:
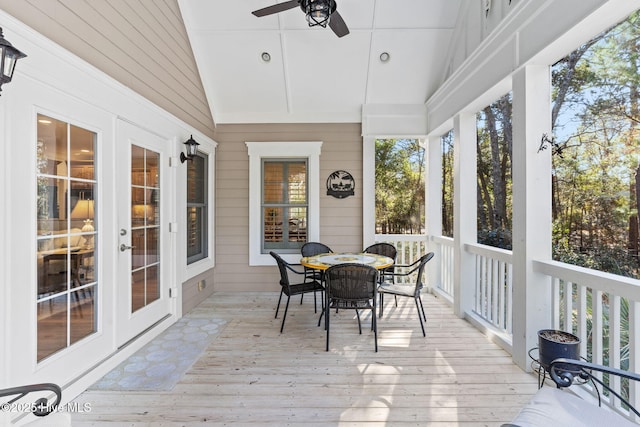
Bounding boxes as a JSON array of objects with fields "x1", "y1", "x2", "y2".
[{"x1": 116, "y1": 120, "x2": 172, "y2": 346}]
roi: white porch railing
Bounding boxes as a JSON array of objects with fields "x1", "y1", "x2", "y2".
[
  {"x1": 377, "y1": 234, "x2": 640, "y2": 413},
  {"x1": 374, "y1": 234, "x2": 427, "y2": 284},
  {"x1": 465, "y1": 243, "x2": 513, "y2": 336},
  {"x1": 533, "y1": 260, "x2": 640, "y2": 417},
  {"x1": 431, "y1": 235, "x2": 455, "y2": 299}
]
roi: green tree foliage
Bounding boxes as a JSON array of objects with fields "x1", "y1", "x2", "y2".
[
  {"x1": 375, "y1": 139, "x2": 425, "y2": 234},
  {"x1": 552, "y1": 10, "x2": 640, "y2": 279},
  {"x1": 441, "y1": 130, "x2": 454, "y2": 238},
  {"x1": 476, "y1": 93, "x2": 513, "y2": 249}
]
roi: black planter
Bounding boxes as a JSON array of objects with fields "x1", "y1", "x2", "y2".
[{"x1": 538, "y1": 329, "x2": 580, "y2": 372}]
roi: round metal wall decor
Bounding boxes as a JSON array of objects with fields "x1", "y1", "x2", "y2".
[{"x1": 326, "y1": 170, "x2": 355, "y2": 199}]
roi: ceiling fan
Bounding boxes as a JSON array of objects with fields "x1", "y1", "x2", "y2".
[{"x1": 252, "y1": 0, "x2": 350, "y2": 38}]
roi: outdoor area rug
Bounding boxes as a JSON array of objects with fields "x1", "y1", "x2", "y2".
[{"x1": 90, "y1": 315, "x2": 226, "y2": 391}]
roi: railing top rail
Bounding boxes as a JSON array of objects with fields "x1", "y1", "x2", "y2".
[
  {"x1": 430, "y1": 235, "x2": 454, "y2": 245},
  {"x1": 534, "y1": 259, "x2": 640, "y2": 300},
  {"x1": 464, "y1": 242, "x2": 513, "y2": 263},
  {"x1": 374, "y1": 234, "x2": 427, "y2": 242}
]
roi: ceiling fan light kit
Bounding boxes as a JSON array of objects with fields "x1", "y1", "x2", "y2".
[
  {"x1": 304, "y1": 0, "x2": 336, "y2": 28},
  {"x1": 252, "y1": 0, "x2": 349, "y2": 38}
]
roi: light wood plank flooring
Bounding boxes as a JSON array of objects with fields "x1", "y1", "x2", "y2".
[{"x1": 72, "y1": 291, "x2": 538, "y2": 426}]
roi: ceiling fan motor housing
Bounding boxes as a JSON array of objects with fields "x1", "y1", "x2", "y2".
[{"x1": 301, "y1": 0, "x2": 337, "y2": 28}]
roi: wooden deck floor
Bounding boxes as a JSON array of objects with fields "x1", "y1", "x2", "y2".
[{"x1": 72, "y1": 291, "x2": 538, "y2": 426}]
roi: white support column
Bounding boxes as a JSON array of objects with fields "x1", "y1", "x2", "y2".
[
  {"x1": 453, "y1": 113, "x2": 477, "y2": 318},
  {"x1": 362, "y1": 136, "x2": 376, "y2": 248},
  {"x1": 425, "y1": 135, "x2": 442, "y2": 291},
  {"x1": 511, "y1": 65, "x2": 553, "y2": 371}
]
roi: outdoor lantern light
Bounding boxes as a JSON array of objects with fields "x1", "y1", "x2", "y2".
[
  {"x1": 0, "y1": 27, "x2": 26, "y2": 95},
  {"x1": 303, "y1": 0, "x2": 336, "y2": 28},
  {"x1": 180, "y1": 135, "x2": 200, "y2": 163}
]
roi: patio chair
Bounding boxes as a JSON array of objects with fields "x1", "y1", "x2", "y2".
[
  {"x1": 324, "y1": 263, "x2": 379, "y2": 352},
  {"x1": 270, "y1": 252, "x2": 325, "y2": 333},
  {"x1": 363, "y1": 242, "x2": 397, "y2": 283},
  {"x1": 378, "y1": 252, "x2": 435, "y2": 337},
  {"x1": 300, "y1": 242, "x2": 333, "y2": 302}
]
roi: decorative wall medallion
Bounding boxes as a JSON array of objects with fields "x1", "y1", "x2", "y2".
[{"x1": 326, "y1": 170, "x2": 355, "y2": 199}]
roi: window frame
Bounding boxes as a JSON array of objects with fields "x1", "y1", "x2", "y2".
[
  {"x1": 247, "y1": 141, "x2": 322, "y2": 266},
  {"x1": 186, "y1": 152, "x2": 208, "y2": 265},
  {"x1": 183, "y1": 136, "x2": 216, "y2": 281},
  {"x1": 262, "y1": 158, "x2": 309, "y2": 252}
]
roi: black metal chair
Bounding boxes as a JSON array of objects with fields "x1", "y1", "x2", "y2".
[
  {"x1": 378, "y1": 252, "x2": 434, "y2": 337},
  {"x1": 363, "y1": 242, "x2": 397, "y2": 283},
  {"x1": 324, "y1": 263, "x2": 379, "y2": 352},
  {"x1": 270, "y1": 252, "x2": 325, "y2": 333},
  {"x1": 300, "y1": 241, "x2": 332, "y2": 301}
]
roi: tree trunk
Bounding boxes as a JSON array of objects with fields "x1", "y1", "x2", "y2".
[{"x1": 484, "y1": 105, "x2": 506, "y2": 229}]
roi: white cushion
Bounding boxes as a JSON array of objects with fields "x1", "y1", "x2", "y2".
[{"x1": 510, "y1": 386, "x2": 638, "y2": 427}]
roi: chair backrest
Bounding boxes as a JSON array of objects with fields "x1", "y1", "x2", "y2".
[
  {"x1": 301, "y1": 242, "x2": 332, "y2": 257},
  {"x1": 269, "y1": 251, "x2": 290, "y2": 287},
  {"x1": 363, "y1": 242, "x2": 397, "y2": 261},
  {"x1": 414, "y1": 252, "x2": 435, "y2": 292},
  {"x1": 325, "y1": 263, "x2": 378, "y2": 301}
]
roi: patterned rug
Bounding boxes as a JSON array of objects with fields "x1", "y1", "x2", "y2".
[{"x1": 90, "y1": 316, "x2": 226, "y2": 391}]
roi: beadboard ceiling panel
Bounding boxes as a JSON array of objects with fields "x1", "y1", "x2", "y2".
[{"x1": 0, "y1": 0, "x2": 215, "y2": 138}]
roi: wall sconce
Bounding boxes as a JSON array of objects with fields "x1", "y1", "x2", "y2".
[
  {"x1": 0, "y1": 27, "x2": 27, "y2": 95},
  {"x1": 180, "y1": 135, "x2": 200, "y2": 163}
]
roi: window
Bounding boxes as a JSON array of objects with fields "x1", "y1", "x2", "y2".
[
  {"x1": 187, "y1": 152, "x2": 208, "y2": 264},
  {"x1": 263, "y1": 160, "x2": 308, "y2": 251},
  {"x1": 36, "y1": 114, "x2": 97, "y2": 361},
  {"x1": 247, "y1": 141, "x2": 322, "y2": 265}
]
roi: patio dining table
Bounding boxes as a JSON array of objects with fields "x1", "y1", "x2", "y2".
[{"x1": 300, "y1": 252, "x2": 394, "y2": 271}]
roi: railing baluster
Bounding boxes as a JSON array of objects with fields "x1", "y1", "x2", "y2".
[
  {"x1": 611, "y1": 295, "x2": 621, "y2": 410},
  {"x1": 475, "y1": 254, "x2": 481, "y2": 314},
  {"x1": 630, "y1": 301, "x2": 640, "y2": 423},
  {"x1": 481, "y1": 255, "x2": 487, "y2": 318},
  {"x1": 552, "y1": 277, "x2": 560, "y2": 330},
  {"x1": 506, "y1": 262, "x2": 513, "y2": 335},
  {"x1": 496, "y1": 259, "x2": 500, "y2": 326},
  {"x1": 577, "y1": 284, "x2": 587, "y2": 359},
  {"x1": 592, "y1": 289, "x2": 603, "y2": 385},
  {"x1": 564, "y1": 281, "x2": 573, "y2": 333},
  {"x1": 498, "y1": 260, "x2": 506, "y2": 330}
]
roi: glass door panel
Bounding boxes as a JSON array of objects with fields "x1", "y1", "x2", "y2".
[{"x1": 35, "y1": 114, "x2": 97, "y2": 362}]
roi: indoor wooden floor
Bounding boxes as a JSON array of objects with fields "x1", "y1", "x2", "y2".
[{"x1": 72, "y1": 291, "x2": 538, "y2": 426}]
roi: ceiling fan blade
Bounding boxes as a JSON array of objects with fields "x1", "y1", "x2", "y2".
[
  {"x1": 252, "y1": 1, "x2": 300, "y2": 17},
  {"x1": 328, "y1": 10, "x2": 349, "y2": 37}
]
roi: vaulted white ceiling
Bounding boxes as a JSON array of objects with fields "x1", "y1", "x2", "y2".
[{"x1": 179, "y1": 0, "x2": 462, "y2": 124}]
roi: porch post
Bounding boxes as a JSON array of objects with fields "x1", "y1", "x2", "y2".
[
  {"x1": 362, "y1": 136, "x2": 376, "y2": 248},
  {"x1": 453, "y1": 113, "x2": 476, "y2": 318},
  {"x1": 425, "y1": 135, "x2": 442, "y2": 291},
  {"x1": 511, "y1": 65, "x2": 553, "y2": 370}
]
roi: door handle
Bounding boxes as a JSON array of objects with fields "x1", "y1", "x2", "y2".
[{"x1": 120, "y1": 244, "x2": 136, "y2": 252}]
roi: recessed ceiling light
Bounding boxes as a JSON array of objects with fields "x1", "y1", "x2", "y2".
[
  {"x1": 261, "y1": 52, "x2": 271, "y2": 62},
  {"x1": 379, "y1": 52, "x2": 390, "y2": 63}
]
